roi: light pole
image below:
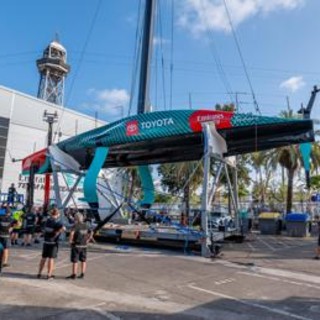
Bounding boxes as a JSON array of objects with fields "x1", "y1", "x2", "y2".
[{"x1": 43, "y1": 110, "x2": 58, "y2": 212}]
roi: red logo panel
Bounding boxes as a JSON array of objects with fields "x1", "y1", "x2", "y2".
[
  {"x1": 189, "y1": 110, "x2": 233, "y2": 132},
  {"x1": 126, "y1": 120, "x2": 139, "y2": 136}
]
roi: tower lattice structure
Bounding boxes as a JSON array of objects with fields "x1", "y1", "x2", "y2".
[{"x1": 37, "y1": 39, "x2": 70, "y2": 105}]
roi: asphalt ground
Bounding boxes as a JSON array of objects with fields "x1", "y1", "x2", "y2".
[{"x1": 1, "y1": 234, "x2": 320, "y2": 320}]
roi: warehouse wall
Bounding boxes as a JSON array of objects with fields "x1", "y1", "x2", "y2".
[{"x1": 0, "y1": 85, "x2": 106, "y2": 205}]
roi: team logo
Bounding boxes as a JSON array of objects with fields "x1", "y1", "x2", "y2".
[
  {"x1": 126, "y1": 120, "x2": 139, "y2": 136},
  {"x1": 189, "y1": 110, "x2": 233, "y2": 132}
]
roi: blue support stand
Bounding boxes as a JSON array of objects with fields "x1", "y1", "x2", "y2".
[
  {"x1": 138, "y1": 165, "x2": 155, "y2": 208},
  {"x1": 83, "y1": 147, "x2": 109, "y2": 222}
]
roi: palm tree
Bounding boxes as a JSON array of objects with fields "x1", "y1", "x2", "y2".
[
  {"x1": 250, "y1": 150, "x2": 278, "y2": 204},
  {"x1": 267, "y1": 109, "x2": 301, "y2": 213},
  {"x1": 278, "y1": 146, "x2": 300, "y2": 213}
]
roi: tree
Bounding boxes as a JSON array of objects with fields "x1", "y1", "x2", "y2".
[
  {"x1": 250, "y1": 150, "x2": 279, "y2": 204},
  {"x1": 154, "y1": 193, "x2": 173, "y2": 204},
  {"x1": 123, "y1": 167, "x2": 140, "y2": 201},
  {"x1": 215, "y1": 103, "x2": 235, "y2": 112},
  {"x1": 211, "y1": 155, "x2": 251, "y2": 210},
  {"x1": 158, "y1": 161, "x2": 203, "y2": 219},
  {"x1": 278, "y1": 146, "x2": 300, "y2": 213},
  {"x1": 311, "y1": 142, "x2": 320, "y2": 175}
]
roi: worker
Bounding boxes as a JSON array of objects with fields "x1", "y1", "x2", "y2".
[
  {"x1": 66, "y1": 212, "x2": 93, "y2": 280},
  {"x1": 0, "y1": 241, "x2": 3, "y2": 273},
  {"x1": 0, "y1": 207, "x2": 13, "y2": 270},
  {"x1": 7, "y1": 183, "x2": 17, "y2": 206},
  {"x1": 37, "y1": 208, "x2": 64, "y2": 280},
  {"x1": 34, "y1": 207, "x2": 43, "y2": 244},
  {"x1": 22, "y1": 206, "x2": 37, "y2": 246},
  {"x1": 11, "y1": 205, "x2": 24, "y2": 246},
  {"x1": 314, "y1": 215, "x2": 320, "y2": 260}
]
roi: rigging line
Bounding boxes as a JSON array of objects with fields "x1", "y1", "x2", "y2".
[
  {"x1": 158, "y1": 1, "x2": 167, "y2": 111},
  {"x1": 53, "y1": 0, "x2": 103, "y2": 142},
  {"x1": 128, "y1": 0, "x2": 143, "y2": 116},
  {"x1": 169, "y1": 0, "x2": 175, "y2": 110},
  {"x1": 222, "y1": 0, "x2": 261, "y2": 115},
  {"x1": 154, "y1": 36, "x2": 159, "y2": 110},
  {"x1": 200, "y1": 0, "x2": 234, "y2": 104}
]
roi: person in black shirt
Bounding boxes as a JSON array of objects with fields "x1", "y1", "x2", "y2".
[
  {"x1": 7, "y1": 183, "x2": 17, "y2": 205},
  {"x1": 314, "y1": 215, "x2": 320, "y2": 260},
  {"x1": 22, "y1": 207, "x2": 38, "y2": 246},
  {"x1": 66, "y1": 212, "x2": 92, "y2": 280},
  {"x1": 0, "y1": 207, "x2": 13, "y2": 270},
  {"x1": 34, "y1": 207, "x2": 43, "y2": 244},
  {"x1": 37, "y1": 208, "x2": 64, "y2": 279}
]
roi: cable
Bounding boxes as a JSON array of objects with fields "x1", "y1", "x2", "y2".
[
  {"x1": 154, "y1": 33, "x2": 159, "y2": 111},
  {"x1": 200, "y1": 0, "x2": 234, "y2": 104},
  {"x1": 54, "y1": 0, "x2": 103, "y2": 142},
  {"x1": 158, "y1": 2, "x2": 167, "y2": 111},
  {"x1": 222, "y1": 0, "x2": 261, "y2": 115}
]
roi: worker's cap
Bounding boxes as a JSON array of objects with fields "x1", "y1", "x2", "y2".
[{"x1": 75, "y1": 212, "x2": 84, "y2": 222}]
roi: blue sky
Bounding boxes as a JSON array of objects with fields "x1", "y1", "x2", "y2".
[{"x1": 1, "y1": 0, "x2": 320, "y2": 122}]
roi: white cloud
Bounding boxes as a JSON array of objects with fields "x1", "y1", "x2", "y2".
[
  {"x1": 153, "y1": 37, "x2": 170, "y2": 46},
  {"x1": 280, "y1": 76, "x2": 306, "y2": 92},
  {"x1": 179, "y1": 0, "x2": 305, "y2": 35},
  {"x1": 86, "y1": 88, "x2": 130, "y2": 120}
]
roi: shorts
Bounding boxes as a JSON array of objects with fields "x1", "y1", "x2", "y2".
[
  {"x1": 25, "y1": 226, "x2": 35, "y2": 235},
  {"x1": 318, "y1": 235, "x2": 320, "y2": 247},
  {"x1": 71, "y1": 246, "x2": 87, "y2": 263},
  {"x1": 35, "y1": 225, "x2": 42, "y2": 233},
  {"x1": 0, "y1": 237, "x2": 9, "y2": 249},
  {"x1": 12, "y1": 228, "x2": 21, "y2": 234},
  {"x1": 42, "y1": 243, "x2": 59, "y2": 259}
]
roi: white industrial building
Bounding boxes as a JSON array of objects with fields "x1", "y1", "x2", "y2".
[{"x1": 0, "y1": 85, "x2": 105, "y2": 205}]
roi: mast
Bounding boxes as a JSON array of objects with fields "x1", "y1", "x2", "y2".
[{"x1": 137, "y1": 0, "x2": 156, "y2": 114}]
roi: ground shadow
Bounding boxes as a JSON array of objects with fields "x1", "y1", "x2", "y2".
[{"x1": 1, "y1": 296, "x2": 320, "y2": 319}]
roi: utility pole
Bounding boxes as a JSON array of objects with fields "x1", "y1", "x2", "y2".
[
  {"x1": 43, "y1": 110, "x2": 58, "y2": 212},
  {"x1": 235, "y1": 92, "x2": 239, "y2": 112},
  {"x1": 286, "y1": 96, "x2": 291, "y2": 113},
  {"x1": 188, "y1": 93, "x2": 193, "y2": 110},
  {"x1": 234, "y1": 92, "x2": 248, "y2": 112}
]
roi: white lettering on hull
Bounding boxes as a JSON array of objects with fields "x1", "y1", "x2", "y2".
[{"x1": 141, "y1": 118, "x2": 174, "y2": 129}]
